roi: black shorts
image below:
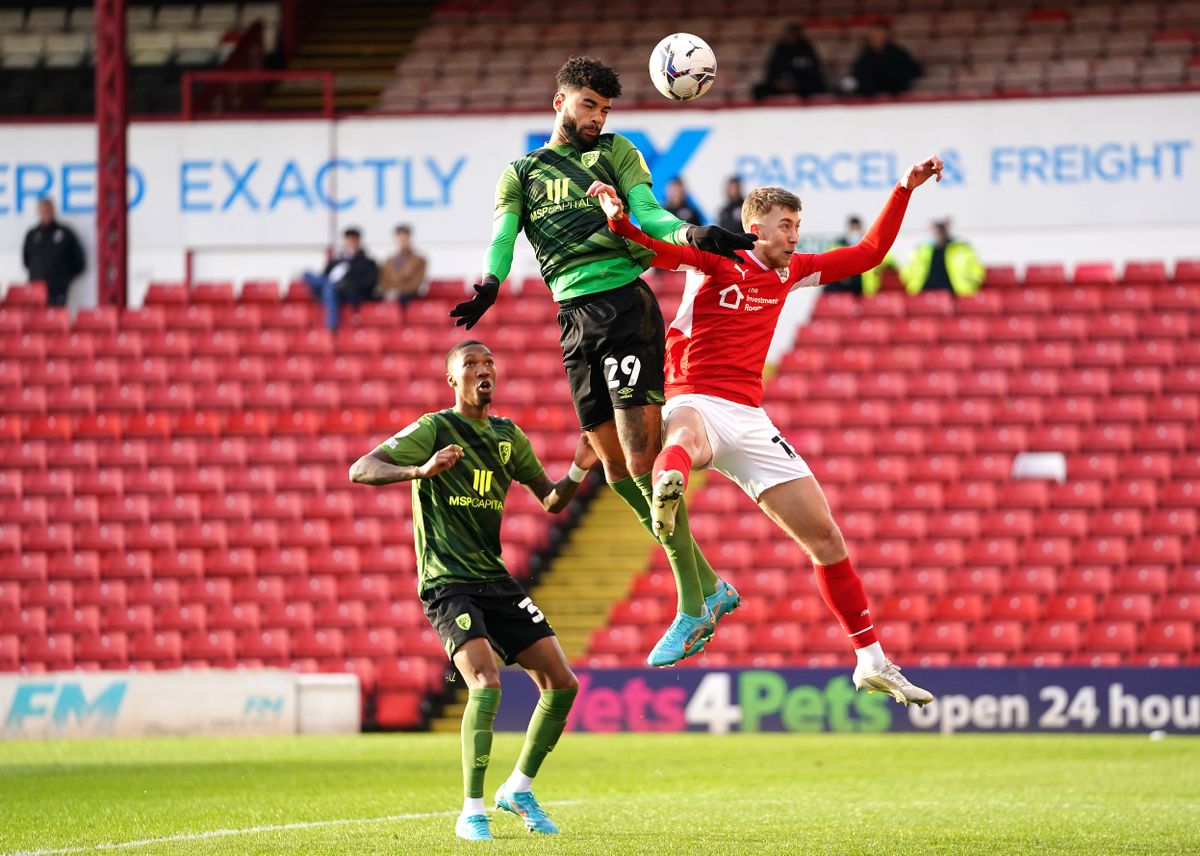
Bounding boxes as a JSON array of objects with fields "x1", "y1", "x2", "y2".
[
  {"x1": 421, "y1": 577, "x2": 555, "y2": 665},
  {"x1": 557, "y1": 279, "x2": 666, "y2": 430}
]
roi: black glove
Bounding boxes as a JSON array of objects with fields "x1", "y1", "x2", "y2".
[
  {"x1": 449, "y1": 275, "x2": 500, "y2": 329},
  {"x1": 687, "y1": 224, "x2": 757, "y2": 261}
]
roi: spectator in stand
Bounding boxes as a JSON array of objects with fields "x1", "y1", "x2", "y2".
[
  {"x1": 664, "y1": 177, "x2": 702, "y2": 226},
  {"x1": 717, "y1": 176, "x2": 745, "y2": 235},
  {"x1": 823, "y1": 215, "x2": 898, "y2": 296},
  {"x1": 23, "y1": 198, "x2": 84, "y2": 307},
  {"x1": 901, "y1": 219, "x2": 985, "y2": 297},
  {"x1": 303, "y1": 227, "x2": 379, "y2": 330},
  {"x1": 752, "y1": 22, "x2": 826, "y2": 101},
  {"x1": 847, "y1": 22, "x2": 922, "y2": 97},
  {"x1": 378, "y1": 224, "x2": 427, "y2": 307}
]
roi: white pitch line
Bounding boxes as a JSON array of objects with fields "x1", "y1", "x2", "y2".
[{"x1": 2, "y1": 801, "x2": 581, "y2": 856}]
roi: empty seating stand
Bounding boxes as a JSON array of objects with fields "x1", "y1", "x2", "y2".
[{"x1": 0, "y1": 275, "x2": 579, "y2": 728}]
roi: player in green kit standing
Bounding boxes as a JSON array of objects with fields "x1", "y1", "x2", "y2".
[
  {"x1": 349, "y1": 340, "x2": 598, "y2": 842},
  {"x1": 451, "y1": 56, "x2": 757, "y2": 667}
]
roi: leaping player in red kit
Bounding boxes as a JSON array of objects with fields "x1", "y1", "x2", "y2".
[{"x1": 588, "y1": 154, "x2": 944, "y2": 705}]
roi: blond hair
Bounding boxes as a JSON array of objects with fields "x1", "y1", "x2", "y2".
[{"x1": 742, "y1": 187, "x2": 802, "y2": 231}]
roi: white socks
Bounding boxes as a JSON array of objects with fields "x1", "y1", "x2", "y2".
[
  {"x1": 462, "y1": 797, "x2": 485, "y2": 817},
  {"x1": 462, "y1": 769, "x2": 534, "y2": 817},
  {"x1": 505, "y1": 769, "x2": 534, "y2": 794},
  {"x1": 856, "y1": 642, "x2": 887, "y2": 673}
]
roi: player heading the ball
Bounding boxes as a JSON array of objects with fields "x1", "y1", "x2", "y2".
[{"x1": 450, "y1": 56, "x2": 758, "y2": 669}]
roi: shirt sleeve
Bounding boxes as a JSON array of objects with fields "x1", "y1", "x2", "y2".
[
  {"x1": 608, "y1": 214, "x2": 722, "y2": 274},
  {"x1": 627, "y1": 184, "x2": 690, "y2": 243},
  {"x1": 482, "y1": 211, "x2": 520, "y2": 283},
  {"x1": 612, "y1": 134, "x2": 654, "y2": 195},
  {"x1": 792, "y1": 183, "x2": 912, "y2": 288},
  {"x1": 493, "y1": 163, "x2": 523, "y2": 219},
  {"x1": 510, "y1": 425, "x2": 545, "y2": 485},
  {"x1": 377, "y1": 414, "x2": 438, "y2": 466}
]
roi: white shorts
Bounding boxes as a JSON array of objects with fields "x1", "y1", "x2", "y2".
[{"x1": 663, "y1": 393, "x2": 812, "y2": 500}]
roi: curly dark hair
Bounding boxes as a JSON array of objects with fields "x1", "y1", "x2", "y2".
[{"x1": 556, "y1": 56, "x2": 622, "y2": 98}]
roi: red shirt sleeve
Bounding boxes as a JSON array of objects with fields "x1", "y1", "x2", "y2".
[
  {"x1": 794, "y1": 183, "x2": 912, "y2": 285},
  {"x1": 608, "y1": 216, "x2": 722, "y2": 273}
]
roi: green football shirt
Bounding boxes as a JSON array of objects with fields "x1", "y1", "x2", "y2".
[
  {"x1": 494, "y1": 132, "x2": 657, "y2": 301},
  {"x1": 378, "y1": 409, "x2": 544, "y2": 595}
]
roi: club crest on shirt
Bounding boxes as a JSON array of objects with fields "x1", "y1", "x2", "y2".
[
  {"x1": 776, "y1": 268, "x2": 789, "y2": 283},
  {"x1": 497, "y1": 440, "x2": 512, "y2": 465},
  {"x1": 582, "y1": 151, "x2": 600, "y2": 168},
  {"x1": 456, "y1": 613, "x2": 472, "y2": 630}
]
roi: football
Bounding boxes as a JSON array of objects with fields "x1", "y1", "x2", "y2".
[{"x1": 649, "y1": 33, "x2": 717, "y2": 102}]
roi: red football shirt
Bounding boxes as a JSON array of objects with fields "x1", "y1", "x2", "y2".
[{"x1": 609, "y1": 183, "x2": 912, "y2": 407}]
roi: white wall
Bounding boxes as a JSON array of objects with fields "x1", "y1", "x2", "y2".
[{"x1": 0, "y1": 92, "x2": 1197, "y2": 307}]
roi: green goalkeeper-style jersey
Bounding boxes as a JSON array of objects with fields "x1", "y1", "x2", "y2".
[
  {"x1": 378, "y1": 409, "x2": 544, "y2": 595},
  {"x1": 494, "y1": 132, "x2": 657, "y2": 302}
]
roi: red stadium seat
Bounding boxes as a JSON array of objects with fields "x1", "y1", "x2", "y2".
[
  {"x1": 798, "y1": 623, "x2": 842, "y2": 654},
  {"x1": 589, "y1": 625, "x2": 641, "y2": 656},
  {"x1": 1114, "y1": 567, "x2": 1168, "y2": 597},
  {"x1": 208, "y1": 603, "x2": 260, "y2": 632},
  {"x1": 1028, "y1": 621, "x2": 1081, "y2": 655},
  {"x1": 314, "y1": 600, "x2": 366, "y2": 630},
  {"x1": 375, "y1": 690, "x2": 424, "y2": 729},
  {"x1": 204, "y1": 547, "x2": 257, "y2": 578},
  {"x1": 156, "y1": 603, "x2": 207, "y2": 633},
  {"x1": 76, "y1": 632, "x2": 128, "y2": 668},
  {"x1": 129, "y1": 631, "x2": 183, "y2": 667},
  {"x1": 972, "y1": 621, "x2": 1025, "y2": 654},
  {"x1": 180, "y1": 578, "x2": 232, "y2": 607},
  {"x1": 1141, "y1": 623, "x2": 1194, "y2": 656},
  {"x1": 983, "y1": 509, "x2": 1034, "y2": 539},
  {"x1": 286, "y1": 575, "x2": 338, "y2": 604},
  {"x1": 128, "y1": 579, "x2": 179, "y2": 608},
  {"x1": 184, "y1": 630, "x2": 236, "y2": 665},
  {"x1": 932, "y1": 594, "x2": 985, "y2": 622},
  {"x1": 1101, "y1": 594, "x2": 1154, "y2": 624},
  {"x1": 344, "y1": 628, "x2": 398, "y2": 658},
  {"x1": 1085, "y1": 621, "x2": 1137, "y2": 654},
  {"x1": 366, "y1": 600, "x2": 424, "y2": 630},
  {"x1": 238, "y1": 629, "x2": 290, "y2": 661},
  {"x1": 1074, "y1": 538, "x2": 1129, "y2": 568},
  {"x1": 232, "y1": 573, "x2": 284, "y2": 607},
  {"x1": 292, "y1": 628, "x2": 345, "y2": 659},
  {"x1": 47, "y1": 605, "x2": 99, "y2": 638},
  {"x1": 914, "y1": 621, "x2": 968, "y2": 656}
]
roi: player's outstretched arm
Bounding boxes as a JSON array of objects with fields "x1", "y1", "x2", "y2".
[
  {"x1": 804, "y1": 154, "x2": 944, "y2": 286},
  {"x1": 523, "y1": 434, "x2": 599, "y2": 513},
  {"x1": 349, "y1": 444, "x2": 464, "y2": 486},
  {"x1": 449, "y1": 182, "x2": 522, "y2": 329},
  {"x1": 588, "y1": 182, "x2": 721, "y2": 274},
  {"x1": 624, "y1": 184, "x2": 757, "y2": 260}
]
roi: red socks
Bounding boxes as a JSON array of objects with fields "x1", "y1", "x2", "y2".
[
  {"x1": 813, "y1": 556, "x2": 878, "y2": 648},
  {"x1": 653, "y1": 444, "x2": 692, "y2": 488}
]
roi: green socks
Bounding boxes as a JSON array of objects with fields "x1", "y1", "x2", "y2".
[
  {"x1": 461, "y1": 687, "x2": 500, "y2": 798},
  {"x1": 611, "y1": 474, "x2": 707, "y2": 616},
  {"x1": 516, "y1": 687, "x2": 578, "y2": 779}
]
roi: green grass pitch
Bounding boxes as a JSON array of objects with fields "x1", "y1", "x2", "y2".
[{"x1": 1, "y1": 733, "x2": 1197, "y2": 855}]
